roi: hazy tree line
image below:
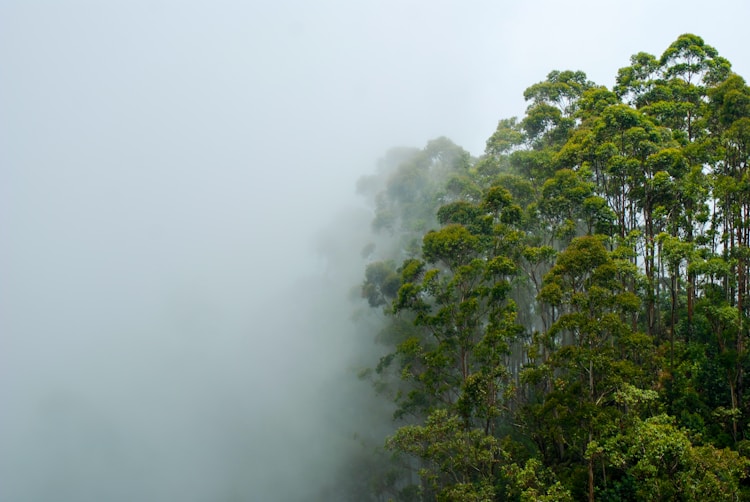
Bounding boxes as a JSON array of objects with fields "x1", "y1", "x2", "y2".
[{"x1": 333, "y1": 34, "x2": 750, "y2": 501}]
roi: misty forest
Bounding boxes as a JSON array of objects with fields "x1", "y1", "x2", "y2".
[
  {"x1": 325, "y1": 34, "x2": 750, "y2": 501},
  {"x1": 5, "y1": 21, "x2": 750, "y2": 502}
]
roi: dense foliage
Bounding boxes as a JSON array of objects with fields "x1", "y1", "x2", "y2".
[{"x1": 350, "y1": 35, "x2": 750, "y2": 501}]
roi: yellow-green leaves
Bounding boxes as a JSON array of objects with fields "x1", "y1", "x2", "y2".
[{"x1": 422, "y1": 224, "x2": 481, "y2": 268}]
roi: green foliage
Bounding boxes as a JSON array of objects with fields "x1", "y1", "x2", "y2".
[
  {"x1": 486, "y1": 117, "x2": 525, "y2": 156},
  {"x1": 422, "y1": 225, "x2": 482, "y2": 268},
  {"x1": 349, "y1": 33, "x2": 750, "y2": 501},
  {"x1": 386, "y1": 409, "x2": 500, "y2": 501},
  {"x1": 596, "y1": 414, "x2": 749, "y2": 501},
  {"x1": 363, "y1": 261, "x2": 401, "y2": 307},
  {"x1": 502, "y1": 458, "x2": 573, "y2": 501}
]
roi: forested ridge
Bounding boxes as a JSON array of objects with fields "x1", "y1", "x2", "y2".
[{"x1": 342, "y1": 34, "x2": 750, "y2": 501}]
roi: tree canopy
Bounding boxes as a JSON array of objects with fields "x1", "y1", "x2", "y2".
[{"x1": 341, "y1": 34, "x2": 750, "y2": 501}]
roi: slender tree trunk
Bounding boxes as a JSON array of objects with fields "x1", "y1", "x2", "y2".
[
  {"x1": 737, "y1": 199, "x2": 747, "y2": 433},
  {"x1": 588, "y1": 356, "x2": 595, "y2": 502},
  {"x1": 670, "y1": 269, "x2": 678, "y2": 349},
  {"x1": 728, "y1": 361, "x2": 739, "y2": 443},
  {"x1": 645, "y1": 206, "x2": 656, "y2": 337},
  {"x1": 657, "y1": 241, "x2": 664, "y2": 336},
  {"x1": 588, "y1": 428, "x2": 595, "y2": 502},
  {"x1": 686, "y1": 220, "x2": 694, "y2": 342}
]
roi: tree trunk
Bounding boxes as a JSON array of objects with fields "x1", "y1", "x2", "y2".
[
  {"x1": 588, "y1": 429, "x2": 595, "y2": 502},
  {"x1": 588, "y1": 357, "x2": 595, "y2": 502}
]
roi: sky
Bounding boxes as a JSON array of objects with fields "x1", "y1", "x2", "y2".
[{"x1": 1, "y1": 1, "x2": 749, "y2": 500}]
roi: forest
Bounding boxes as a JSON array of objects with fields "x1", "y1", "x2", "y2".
[{"x1": 337, "y1": 34, "x2": 750, "y2": 501}]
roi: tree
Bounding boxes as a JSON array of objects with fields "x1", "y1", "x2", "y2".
[
  {"x1": 529, "y1": 235, "x2": 646, "y2": 501},
  {"x1": 349, "y1": 34, "x2": 750, "y2": 502},
  {"x1": 596, "y1": 414, "x2": 748, "y2": 501}
]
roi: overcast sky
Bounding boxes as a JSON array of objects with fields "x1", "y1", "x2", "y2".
[{"x1": 1, "y1": 1, "x2": 749, "y2": 500}]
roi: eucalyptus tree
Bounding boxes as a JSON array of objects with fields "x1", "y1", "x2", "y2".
[
  {"x1": 596, "y1": 412, "x2": 749, "y2": 501},
  {"x1": 705, "y1": 73, "x2": 750, "y2": 432},
  {"x1": 708, "y1": 73, "x2": 750, "y2": 323},
  {"x1": 614, "y1": 34, "x2": 732, "y2": 333},
  {"x1": 522, "y1": 70, "x2": 596, "y2": 149},
  {"x1": 554, "y1": 96, "x2": 674, "y2": 337},
  {"x1": 500, "y1": 70, "x2": 597, "y2": 190},
  {"x1": 526, "y1": 235, "x2": 646, "y2": 501},
  {"x1": 349, "y1": 34, "x2": 750, "y2": 501},
  {"x1": 372, "y1": 181, "x2": 527, "y2": 499}
]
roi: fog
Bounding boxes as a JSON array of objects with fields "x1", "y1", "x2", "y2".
[{"x1": 1, "y1": 1, "x2": 749, "y2": 500}]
